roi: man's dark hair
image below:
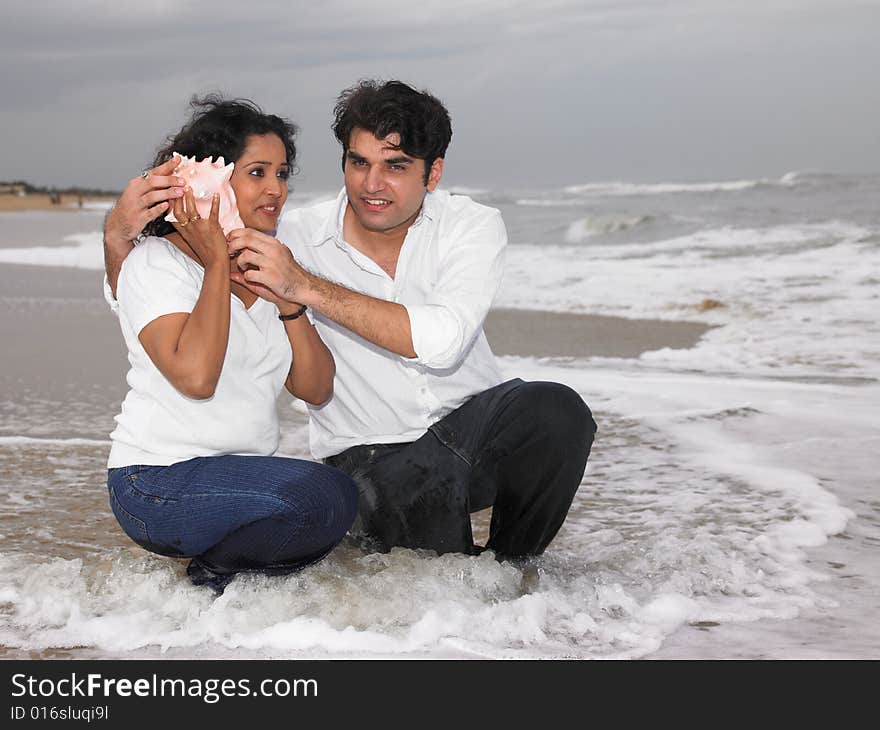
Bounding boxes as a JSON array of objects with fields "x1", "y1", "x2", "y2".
[
  {"x1": 332, "y1": 79, "x2": 452, "y2": 184},
  {"x1": 142, "y1": 94, "x2": 298, "y2": 238}
]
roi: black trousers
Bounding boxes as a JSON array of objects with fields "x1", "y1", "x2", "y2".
[{"x1": 324, "y1": 379, "x2": 597, "y2": 558}]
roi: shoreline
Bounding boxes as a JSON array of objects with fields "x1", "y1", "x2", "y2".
[
  {"x1": 0, "y1": 266, "x2": 714, "y2": 397},
  {"x1": 0, "y1": 193, "x2": 117, "y2": 212}
]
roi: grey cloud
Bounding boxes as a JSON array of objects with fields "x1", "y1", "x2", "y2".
[{"x1": 2, "y1": 0, "x2": 878, "y2": 191}]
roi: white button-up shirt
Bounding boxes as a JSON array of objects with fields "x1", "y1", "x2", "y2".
[{"x1": 278, "y1": 187, "x2": 506, "y2": 458}]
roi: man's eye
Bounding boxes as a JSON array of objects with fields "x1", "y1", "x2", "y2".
[
  {"x1": 352, "y1": 159, "x2": 367, "y2": 166},
  {"x1": 389, "y1": 164, "x2": 405, "y2": 172}
]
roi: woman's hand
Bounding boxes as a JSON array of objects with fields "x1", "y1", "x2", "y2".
[{"x1": 169, "y1": 189, "x2": 227, "y2": 269}]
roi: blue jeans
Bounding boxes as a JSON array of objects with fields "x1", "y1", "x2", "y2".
[{"x1": 107, "y1": 455, "x2": 358, "y2": 581}]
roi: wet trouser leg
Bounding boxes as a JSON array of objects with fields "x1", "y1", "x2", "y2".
[{"x1": 325, "y1": 379, "x2": 597, "y2": 558}]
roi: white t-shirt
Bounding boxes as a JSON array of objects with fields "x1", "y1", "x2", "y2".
[
  {"x1": 108, "y1": 237, "x2": 291, "y2": 467},
  {"x1": 277, "y1": 188, "x2": 506, "y2": 459}
]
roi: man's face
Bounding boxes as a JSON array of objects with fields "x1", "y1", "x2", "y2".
[{"x1": 343, "y1": 127, "x2": 443, "y2": 237}]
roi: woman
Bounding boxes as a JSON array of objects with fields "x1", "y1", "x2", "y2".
[{"x1": 107, "y1": 96, "x2": 358, "y2": 594}]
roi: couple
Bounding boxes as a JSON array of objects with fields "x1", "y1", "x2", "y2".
[{"x1": 104, "y1": 79, "x2": 597, "y2": 594}]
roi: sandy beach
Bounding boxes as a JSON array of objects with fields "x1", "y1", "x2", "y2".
[
  {"x1": 0, "y1": 194, "x2": 117, "y2": 212},
  {"x1": 1, "y1": 179, "x2": 877, "y2": 659}
]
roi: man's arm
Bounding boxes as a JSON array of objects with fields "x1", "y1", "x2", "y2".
[
  {"x1": 227, "y1": 211, "x2": 506, "y2": 368},
  {"x1": 104, "y1": 157, "x2": 185, "y2": 298},
  {"x1": 296, "y1": 273, "x2": 417, "y2": 357},
  {"x1": 103, "y1": 221, "x2": 134, "y2": 301},
  {"x1": 228, "y1": 229, "x2": 416, "y2": 357}
]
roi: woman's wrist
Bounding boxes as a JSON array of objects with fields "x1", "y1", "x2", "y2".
[
  {"x1": 278, "y1": 303, "x2": 307, "y2": 319},
  {"x1": 202, "y1": 254, "x2": 230, "y2": 272}
]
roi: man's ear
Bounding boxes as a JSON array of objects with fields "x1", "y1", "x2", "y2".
[{"x1": 426, "y1": 157, "x2": 444, "y2": 191}]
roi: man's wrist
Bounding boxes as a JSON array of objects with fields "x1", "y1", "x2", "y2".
[
  {"x1": 296, "y1": 271, "x2": 326, "y2": 309},
  {"x1": 103, "y1": 226, "x2": 136, "y2": 251}
]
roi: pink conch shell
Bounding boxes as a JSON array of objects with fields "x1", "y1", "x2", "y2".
[{"x1": 164, "y1": 153, "x2": 245, "y2": 235}]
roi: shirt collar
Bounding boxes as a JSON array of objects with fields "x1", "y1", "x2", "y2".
[
  {"x1": 311, "y1": 187, "x2": 438, "y2": 247},
  {"x1": 312, "y1": 188, "x2": 348, "y2": 247}
]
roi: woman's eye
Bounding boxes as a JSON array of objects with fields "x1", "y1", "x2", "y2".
[
  {"x1": 249, "y1": 168, "x2": 264, "y2": 177},
  {"x1": 278, "y1": 169, "x2": 291, "y2": 180}
]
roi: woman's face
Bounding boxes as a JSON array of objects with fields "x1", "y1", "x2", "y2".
[{"x1": 229, "y1": 133, "x2": 290, "y2": 233}]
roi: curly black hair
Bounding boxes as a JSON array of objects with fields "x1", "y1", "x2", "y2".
[
  {"x1": 142, "y1": 94, "x2": 298, "y2": 238},
  {"x1": 332, "y1": 79, "x2": 452, "y2": 185}
]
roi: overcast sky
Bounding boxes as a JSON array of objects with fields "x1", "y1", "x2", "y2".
[{"x1": 2, "y1": 0, "x2": 878, "y2": 192}]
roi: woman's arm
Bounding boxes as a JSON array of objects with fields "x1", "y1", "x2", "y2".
[
  {"x1": 138, "y1": 191, "x2": 231, "y2": 400},
  {"x1": 227, "y1": 233, "x2": 335, "y2": 404},
  {"x1": 278, "y1": 306, "x2": 335, "y2": 405}
]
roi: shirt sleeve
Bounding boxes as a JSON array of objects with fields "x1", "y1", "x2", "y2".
[
  {"x1": 403, "y1": 207, "x2": 507, "y2": 370},
  {"x1": 102, "y1": 274, "x2": 119, "y2": 316},
  {"x1": 117, "y1": 241, "x2": 200, "y2": 336}
]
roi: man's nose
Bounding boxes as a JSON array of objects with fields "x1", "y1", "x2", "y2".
[{"x1": 364, "y1": 165, "x2": 385, "y2": 192}]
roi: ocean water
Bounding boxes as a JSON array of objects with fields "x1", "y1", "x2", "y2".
[{"x1": 0, "y1": 172, "x2": 878, "y2": 659}]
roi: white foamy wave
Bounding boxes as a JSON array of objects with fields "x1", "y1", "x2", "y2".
[
  {"x1": 563, "y1": 174, "x2": 799, "y2": 197},
  {"x1": 564, "y1": 214, "x2": 652, "y2": 242},
  {"x1": 81, "y1": 201, "x2": 115, "y2": 212},
  {"x1": 443, "y1": 185, "x2": 490, "y2": 197},
  {"x1": 516, "y1": 198, "x2": 589, "y2": 207},
  {"x1": 0, "y1": 436, "x2": 110, "y2": 447},
  {"x1": 597, "y1": 221, "x2": 866, "y2": 257},
  {"x1": 0, "y1": 361, "x2": 861, "y2": 658},
  {"x1": 500, "y1": 221, "x2": 879, "y2": 378},
  {"x1": 0, "y1": 232, "x2": 103, "y2": 270}
]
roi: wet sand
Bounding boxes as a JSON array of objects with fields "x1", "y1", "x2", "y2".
[
  {"x1": 0, "y1": 265, "x2": 712, "y2": 400},
  {"x1": 485, "y1": 308, "x2": 712, "y2": 358}
]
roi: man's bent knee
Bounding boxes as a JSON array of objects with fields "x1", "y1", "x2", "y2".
[{"x1": 515, "y1": 381, "x2": 597, "y2": 447}]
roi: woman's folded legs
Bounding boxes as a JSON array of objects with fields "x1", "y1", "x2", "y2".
[{"x1": 107, "y1": 454, "x2": 359, "y2": 592}]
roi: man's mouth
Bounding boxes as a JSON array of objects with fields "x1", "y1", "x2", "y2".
[{"x1": 362, "y1": 197, "x2": 391, "y2": 211}]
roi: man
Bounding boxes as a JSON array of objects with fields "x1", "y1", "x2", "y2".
[{"x1": 104, "y1": 80, "x2": 596, "y2": 559}]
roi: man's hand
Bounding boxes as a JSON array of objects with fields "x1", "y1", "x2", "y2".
[
  {"x1": 107, "y1": 156, "x2": 186, "y2": 243},
  {"x1": 227, "y1": 228, "x2": 312, "y2": 306},
  {"x1": 104, "y1": 156, "x2": 186, "y2": 297}
]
